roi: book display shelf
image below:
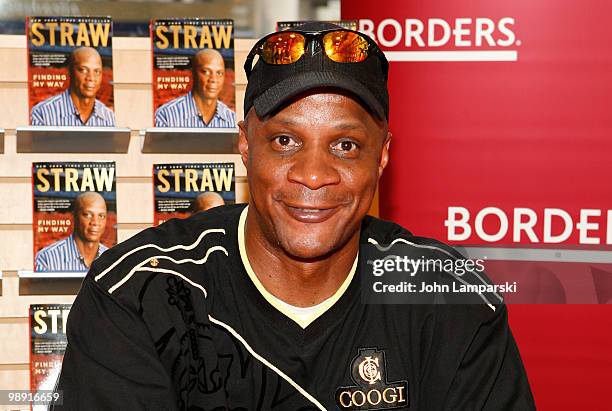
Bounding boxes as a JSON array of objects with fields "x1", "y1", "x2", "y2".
[{"x1": 0, "y1": 35, "x2": 254, "y2": 396}]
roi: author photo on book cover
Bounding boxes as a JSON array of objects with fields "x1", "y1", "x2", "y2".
[
  {"x1": 35, "y1": 191, "x2": 109, "y2": 272},
  {"x1": 154, "y1": 49, "x2": 237, "y2": 128},
  {"x1": 31, "y1": 47, "x2": 116, "y2": 127}
]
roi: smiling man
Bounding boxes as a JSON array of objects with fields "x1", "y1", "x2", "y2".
[
  {"x1": 240, "y1": 90, "x2": 386, "y2": 310},
  {"x1": 31, "y1": 47, "x2": 116, "y2": 126},
  {"x1": 155, "y1": 48, "x2": 237, "y2": 128},
  {"x1": 54, "y1": 23, "x2": 535, "y2": 410}
]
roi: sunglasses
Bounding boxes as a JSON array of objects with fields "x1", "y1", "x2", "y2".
[{"x1": 244, "y1": 29, "x2": 387, "y2": 78}]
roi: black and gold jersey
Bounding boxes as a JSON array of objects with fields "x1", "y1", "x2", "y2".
[{"x1": 53, "y1": 204, "x2": 535, "y2": 410}]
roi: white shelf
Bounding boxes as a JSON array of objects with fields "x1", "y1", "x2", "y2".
[
  {"x1": 17, "y1": 270, "x2": 86, "y2": 295},
  {"x1": 16, "y1": 126, "x2": 131, "y2": 153},
  {"x1": 141, "y1": 127, "x2": 238, "y2": 154},
  {"x1": 18, "y1": 270, "x2": 86, "y2": 279}
]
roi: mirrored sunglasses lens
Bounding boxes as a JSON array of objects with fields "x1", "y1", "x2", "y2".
[
  {"x1": 261, "y1": 32, "x2": 306, "y2": 64},
  {"x1": 322, "y1": 31, "x2": 369, "y2": 63}
]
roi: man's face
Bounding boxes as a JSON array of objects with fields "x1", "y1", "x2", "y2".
[
  {"x1": 71, "y1": 49, "x2": 103, "y2": 99},
  {"x1": 193, "y1": 52, "x2": 226, "y2": 100},
  {"x1": 74, "y1": 195, "x2": 107, "y2": 243},
  {"x1": 239, "y1": 92, "x2": 390, "y2": 259}
]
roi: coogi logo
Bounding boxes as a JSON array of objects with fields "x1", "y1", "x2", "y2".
[
  {"x1": 358, "y1": 356, "x2": 381, "y2": 384},
  {"x1": 335, "y1": 348, "x2": 409, "y2": 410}
]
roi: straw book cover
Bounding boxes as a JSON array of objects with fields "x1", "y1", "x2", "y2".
[
  {"x1": 151, "y1": 19, "x2": 236, "y2": 128},
  {"x1": 27, "y1": 16, "x2": 115, "y2": 126},
  {"x1": 32, "y1": 162, "x2": 117, "y2": 272},
  {"x1": 153, "y1": 162, "x2": 235, "y2": 226}
]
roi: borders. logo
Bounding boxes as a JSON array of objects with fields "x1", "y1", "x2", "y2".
[{"x1": 359, "y1": 18, "x2": 521, "y2": 62}]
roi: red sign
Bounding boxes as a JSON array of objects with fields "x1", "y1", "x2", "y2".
[{"x1": 342, "y1": 1, "x2": 612, "y2": 409}]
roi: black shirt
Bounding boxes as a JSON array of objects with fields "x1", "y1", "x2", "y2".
[{"x1": 54, "y1": 204, "x2": 535, "y2": 410}]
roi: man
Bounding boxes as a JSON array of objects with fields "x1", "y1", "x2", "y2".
[
  {"x1": 191, "y1": 191, "x2": 225, "y2": 213},
  {"x1": 35, "y1": 192, "x2": 108, "y2": 272},
  {"x1": 54, "y1": 23, "x2": 535, "y2": 409},
  {"x1": 31, "y1": 47, "x2": 116, "y2": 127},
  {"x1": 155, "y1": 48, "x2": 237, "y2": 128}
]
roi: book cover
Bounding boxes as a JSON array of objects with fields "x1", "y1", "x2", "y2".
[
  {"x1": 27, "y1": 16, "x2": 115, "y2": 126},
  {"x1": 277, "y1": 20, "x2": 358, "y2": 31},
  {"x1": 151, "y1": 19, "x2": 236, "y2": 128},
  {"x1": 29, "y1": 304, "x2": 71, "y2": 402},
  {"x1": 153, "y1": 162, "x2": 235, "y2": 225},
  {"x1": 32, "y1": 161, "x2": 117, "y2": 272}
]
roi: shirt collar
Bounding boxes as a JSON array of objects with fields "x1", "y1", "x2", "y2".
[
  {"x1": 66, "y1": 234, "x2": 107, "y2": 262},
  {"x1": 214, "y1": 100, "x2": 234, "y2": 123},
  {"x1": 92, "y1": 100, "x2": 106, "y2": 120},
  {"x1": 185, "y1": 91, "x2": 201, "y2": 119},
  {"x1": 188, "y1": 91, "x2": 233, "y2": 124},
  {"x1": 65, "y1": 234, "x2": 83, "y2": 262},
  {"x1": 61, "y1": 89, "x2": 105, "y2": 122}
]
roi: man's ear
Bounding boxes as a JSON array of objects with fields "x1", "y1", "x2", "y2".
[
  {"x1": 238, "y1": 120, "x2": 248, "y2": 167},
  {"x1": 378, "y1": 131, "x2": 391, "y2": 178}
]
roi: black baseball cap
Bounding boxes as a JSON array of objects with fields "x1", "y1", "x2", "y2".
[{"x1": 243, "y1": 22, "x2": 389, "y2": 120}]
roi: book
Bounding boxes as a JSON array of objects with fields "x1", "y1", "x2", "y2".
[
  {"x1": 153, "y1": 162, "x2": 235, "y2": 225},
  {"x1": 32, "y1": 161, "x2": 117, "y2": 272},
  {"x1": 277, "y1": 20, "x2": 358, "y2": 31},
  {"x1": 27, "y1": 16, "x2": 115, "y2": 126},
  {"x1": 29, "y1": 304, "x2": 71, "y2": 405},
  {"x1": 151, "y1": 19, "x2": 236, "y2": 128}
]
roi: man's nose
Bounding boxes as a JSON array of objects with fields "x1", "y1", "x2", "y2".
[{"x1": 287, "y1": 147, "x2": 341, "y2": 190}]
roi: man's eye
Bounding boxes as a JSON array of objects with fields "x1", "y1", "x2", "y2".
[
  {"x1": 272, "y1": 135, "x2": 299, "y2": 149},
  {"x1": 332, "y1": 140, "x2": 359, "y2": 152}
]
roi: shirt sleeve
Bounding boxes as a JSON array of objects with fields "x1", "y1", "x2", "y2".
[
  {"x1": 228, "y1": 109, "x2": 237, "y2": 128},
  {"x1": 34, "y1": 251, "x2": 49, "y2": 271},
  {"x1": 107, "y1": 108, "x2": 116, "y2": 127},
  {"x1": 154, "y1": 108, "x2": 168, "y2": 128},
  {"x1": 31, "y1": 106, "x2": 44, "y2": 126},
  {"x1": 52, "y1": 278, "x2": 178, "y2": 410},
  {"x1": 432, "y1": 304, "x2": 536, "y2": 410}
]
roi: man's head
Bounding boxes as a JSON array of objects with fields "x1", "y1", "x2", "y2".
[
  {"x1": 73, "y1": 192, "x2": 107, "y2": 244},
  {"x1": 240, "y1": 22, "x2": 391, "y2": 260},
  {"x1": 192, "y1": 192, "x2": 225, "y2": 213},
  {"x1": 68, "y1": 47, "x2": 103, "y2": 99},
  {"x1": 192, "y1": 49, "x2": 226, "y2": 100},
  {"x1": 243, "y1": 22, "x2": 389, "y2": 121}
]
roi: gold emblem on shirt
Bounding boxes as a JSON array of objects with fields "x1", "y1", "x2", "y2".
[
  {"x1": 336, "y1": 348, "x2": 409, "y2": 410},
  {"x1": 358, "y1": 356, "x2": 382, "y2": 385}
]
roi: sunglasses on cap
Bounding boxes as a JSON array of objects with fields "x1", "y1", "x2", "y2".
[{"x1": 244, "y1": 29, "x2": 388, "y2": 78}]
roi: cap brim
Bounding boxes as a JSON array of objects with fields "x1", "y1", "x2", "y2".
[{"x1": 252, "y1": 70, "x2": 386, "y2": 120}]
